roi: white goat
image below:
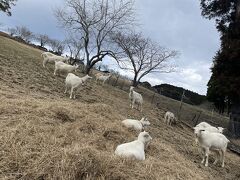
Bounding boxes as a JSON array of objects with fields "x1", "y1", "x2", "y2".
[
  {"x1": 115, "y1": 131, "x2": 152, "y2": 160},
  {"x1": 54, "y1": 61, "x2": 79, "y2": 76},
  {"x1": 194, "y1": 122, "x2": 224, "y2": 144},
  {"x1": 96, "y1": 74, "x2": 111, "y2": 84},
  {"x1": 193, "y1": 126, "x2": 229, "y2": 167},
  {"x1": 164, "y1": 111, "x2": 177, "y2": 126},
  {"x1": 122, "y1": 117, "x2": 150, "y2": 131},
  {"x1": 41, "y1": 52, "x2": 69, "y2": 68},
  {"x1": 65, "y1": 73, "x2": 92, "y2": 99},
  {"x1": 195, "y1": 122, "x2": 224, "y2": 133},
  {"x1": 195, "y1": 122, "x2": 212, "y2": 129},
  {"x1": 129, "y1": 86, "x2": 143, "y2": 112}
]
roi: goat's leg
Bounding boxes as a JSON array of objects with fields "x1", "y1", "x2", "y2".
[
  {"x1": 213, "y1": 150, "x2": 220, "y2": 165},
  {"x1": 43, "y1": 59, "x2": 47, "y2": 68},
  {"x1": 70, "y1": 87, "x2": 74, "y2": 99},
  {"x1": 54, "y1": 69, "x2": 57, "y2": 76},
  {"x1": 221, "y1": 149, "x2": 226, "y2": 167},
  {"x1": 73, "y1": 88, "x2": 76, "y2": 99},
  {"x1": 64, "y1": 86, "x2": 68, "y2": 94},
  {"x1": 201, "y1": 148, "x2": 205, "y2": 164},
  {"x1": 168, "y1": 117, "x2": 170, "y2": 125},
  {"x1": 132, "y1": 100, "x2": 135, "y2": 109},
  {"x1": 204, "y1": 148, "x2": 209, "y2": 167}
]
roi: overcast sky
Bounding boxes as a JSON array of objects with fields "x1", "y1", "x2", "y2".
[{"x1": 0, "y1": 0, "x2": 220, "y2": 95}]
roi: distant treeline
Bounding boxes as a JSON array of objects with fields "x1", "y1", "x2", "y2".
[
  {"x1": 154, "y1": 84, "x2": 206, "y2": 105},
  {"x1": 139, "y1": 82, "x2": 206, "y2": 105}
]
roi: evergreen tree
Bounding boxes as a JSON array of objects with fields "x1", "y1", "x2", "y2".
[{"x1": 200, "y1": 0, "x2": 240, "y2": 137}]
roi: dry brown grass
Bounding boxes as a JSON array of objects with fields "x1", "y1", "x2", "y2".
[{"x1": 0, "y1": 35, "x2": 240, "y2": 180}]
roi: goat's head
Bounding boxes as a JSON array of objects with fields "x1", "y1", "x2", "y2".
[
  {"x1": 138, "y1": 131, "x2": 152, "y2": 144},
  {"x1": 217, "y1": 127, "x2": 224, "y2": 133},
  {"x1": 140, "y1": 117, "x2": 150, "y2": 126}
]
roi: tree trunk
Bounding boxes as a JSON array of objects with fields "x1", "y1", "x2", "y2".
[
  {"x1": 228, "y1": 102, "x2": 240, "y2": 137},
  {"x1": 132, "y1": 74, "x2": 138, "y2": 87},
  {"x1": 85, "y1": 64, "x2": 91, "y2": 74}
]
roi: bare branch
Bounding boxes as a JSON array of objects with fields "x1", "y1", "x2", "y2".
[
  {"x1": 55, "y1": 0, "x2": 135, "y2": 74},
  {"x1": 112, "y1": 31, "x2": 179, "y2": 86}
]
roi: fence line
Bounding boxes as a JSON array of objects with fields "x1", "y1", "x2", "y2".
[{"x1": 104, "y1": 75, "x2": 240, "y2": 154}]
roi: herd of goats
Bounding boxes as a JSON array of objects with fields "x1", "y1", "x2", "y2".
[{"x1": 41, "y1": 52, "x2": 230, "y2": 168}]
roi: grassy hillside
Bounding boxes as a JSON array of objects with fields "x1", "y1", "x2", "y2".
[{"x1": 0, "y1": 35, "x2": 240, "y2": 179}]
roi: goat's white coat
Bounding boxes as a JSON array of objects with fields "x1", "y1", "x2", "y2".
[
  {"x1": 203, "y1": 126, "x2": 224, "y2": 133},
  {"x1": 115, "y1": 131, "x2": 152, "y2": 160},
  {"x1": 196, "y1": 122, "x2": 224, "y2": 133},
  {"x1": 96, "y1": 74, "x2": 111, "y2": 84},
  {"x1": 65, "y1": 73, "x2": 92, "y2": 99},
  {"x1": 164, "y1": 111, "x2": 176, "y2": 125},
  {"x1": 41, "y1": 52, "x2": 69, "y2": 68},
  {"x1": 54, "y1": 61, "x2": 79, "y2": 75},
  {"x1": 193, "y1": 127, "x2": 229, "y2": 167},
  {"x1": 195, "y1": 122, "x2": 212, "y2": 129},
  {"x1": 194, "y1": 122, "x2": 224, "y2": 144},
  {"x1": 122, "y1": 117, "x2": 150, "y2": 131},
  {"x1": 129, "y1": 86, "x2": 143, "y2": 112}
]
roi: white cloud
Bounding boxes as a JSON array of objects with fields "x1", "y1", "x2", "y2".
[{"x1": 180, "y1": 68, "x2": 202, "y2": 82}]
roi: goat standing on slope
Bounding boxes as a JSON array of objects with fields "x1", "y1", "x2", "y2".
[
  {"x1": 65, "y1": 73, "x2": 92, "y2": 99},
  {"x1": 129, "y1": 86, "x2": 143, "y2": 112},
  {"x1": 54, "y1": 61, "x2": 79, "y2": 76},
  {"x1": 195, "y1": 122, "x2": 224, "y2": 133},
  {"x1": 194, "y1": 122, "x2": 225, "y2": 144},
  {"x1": 193, "y1": 126, "x2": 229, "y2": 167},
  {"x1": 41, "y1": 52, "x2": 69, "y2": 68},
  {"x1": 96, "y1": 74, "x2": 111, "y2": 85},
  {"x1": 164, "y1": 111, "x2": 177, "y2": 126}
]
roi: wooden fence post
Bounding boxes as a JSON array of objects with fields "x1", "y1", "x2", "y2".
[
  {"x1": 194, "y1": 111, "x2": 202, "y2": 126},
  {"x1": 151, "y1": 93, "x2": 155, "y2": 105},
  {"x1": 210, "y1": 109, "x2": 214, "y2": 121},
  {"x1": 177, "y1": 89, "x2": 185, "y2": 121}
]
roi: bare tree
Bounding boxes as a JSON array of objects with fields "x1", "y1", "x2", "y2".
[
  {"x1": 48, "y1": 39, "x2": 65, "y2": 55},
  {"x1": 64, "y1": 33, "x2": 84, "y2": 63},
  {"x1": 55, "y1": 0, "x2": 135, "y2": 74},
  {"x1": 113, "y1": 32, "x2": 179, "y2": 87},
  {"x1": 7, "y1": 27, "x2": 17, "y2": 36},
  {"x1": 15, "y1": 26, "x2": 34, "y2": 43},
  {"x1": 35, "y1": 34, "x2": 50, "y2": 47}
]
